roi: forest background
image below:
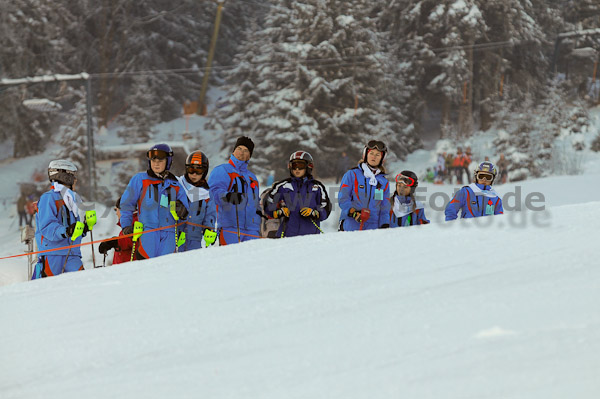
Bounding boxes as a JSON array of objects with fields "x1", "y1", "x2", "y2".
[{"x1": 1, "y1": 0, "x2": 600, "y2": 198}]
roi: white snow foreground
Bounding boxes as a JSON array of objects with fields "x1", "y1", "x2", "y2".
[{"x1": 1, "y1": 202, "x2": 599, "y2": 399}]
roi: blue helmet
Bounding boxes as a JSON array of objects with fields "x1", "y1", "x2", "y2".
[
  {"x1": 474, "y1": 161, "x2": 497, "y2": 183},
  {"x1": 147, "y1": 143, "x2": 173, "y2": 170}
]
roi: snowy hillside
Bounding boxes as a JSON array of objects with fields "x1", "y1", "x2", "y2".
[{"x1": 1, "y1": 198, "x2": 599, "y2": 398}]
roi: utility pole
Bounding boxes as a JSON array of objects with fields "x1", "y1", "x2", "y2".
[{"x1": 197, "y1": 0, "x2": 226, "y2": 116}]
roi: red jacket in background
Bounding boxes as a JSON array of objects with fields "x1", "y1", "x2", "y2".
[{"x1": 113, "y1": 213, "x2": 138, "y2": 265}]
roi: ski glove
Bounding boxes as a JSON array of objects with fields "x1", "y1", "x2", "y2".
[
  {"x1": 204, "y1": 229, "x2": 217, "y2": 246},
  {"x1": 65, "y1": 221, "x2": 87, "y2": 239},
  {"x1": 175, "y1": 200, "x2": 188, "y2": 219},
  {"x1": 348, "y1": 208, "x2": 362, "y2": 223},
  {"x1": 273, "y1": 207, "x2": 290, "y2": 219},
  {"x1": 122, "y1": 225, "x2": 133, "y2": 236},
  {"x1": 98, "y1": 239, "x2": 119, "y2": 254},
  {"x1": 300, "y1": 207, "x2": 319, "y2": 219},
  {"x1": 224, "y1": 192, "x2": 244, "y2": 205}
]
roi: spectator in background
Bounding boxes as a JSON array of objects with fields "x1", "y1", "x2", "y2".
[
  {"x1": 445, "y1": 152, "x2": 455, "y2": 184},
  {"x1": 335, "y1": 151, "x2": 351, "y2": 184},
  {"x1": 453, "y1": 148, "x2": 465, "y2": 184},
  {"x1": 25, "y1": 195, "x2": 36, "y2": 226},
  {"x1": 496, "y1": 153, "x2": 509, "y2": 184},
  {"x1": 435, "y1": 153, "x2": 446, "y2": 184},
  {"x1": 17, "y1": 193, "x2": 27, "y2": 227}
]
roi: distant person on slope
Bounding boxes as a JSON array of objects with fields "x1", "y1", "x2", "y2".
[
  {"x1": 176, "y1": 151, "x2": 217, "y2": 251},
  {"x1": 32, "y1": 160, "x2": 89, "y2": 278},
  {"x1": 265, "y1": 151, "x2": 331, "y2": 237},
  {"x1": 445, "y1": 161, "x2": 504, "y2": 221},
  {"x1": 338, "y1": 140, "x2": 391, "y2": 231},
  {"x1": 119, "y1": 143, "x2": 189, "y2": 259},
  {"x1": 98, "y1": 197, "x2": 137, "y2": 265},
  {"x1": 390, "y1": 171, "x2": 430, "y2": 227},
  {"x1": 496, "y1": 153, "x2": 509, "y2": 184},
  {"x1": 208, "y1": 136, "x2": 260, "y2": 245}
]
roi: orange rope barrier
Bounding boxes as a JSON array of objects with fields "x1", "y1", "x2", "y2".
[{"x1": 0, "y1": 221, "x2": 265, "y2": 262}]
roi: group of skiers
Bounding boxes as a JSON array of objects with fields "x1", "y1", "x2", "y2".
[{"x1": 31, "y1": 136, "x2": 504, "y2": 279}]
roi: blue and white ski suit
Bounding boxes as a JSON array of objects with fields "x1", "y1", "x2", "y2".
[
  {"x1": 445, "y1": 183, "x2": 504, "y2": 221},
  {"x1": 120, "y1": 170, "x2": 189, "y2": 259},
  {"x1": 176, "y1": 175, "x2": 217, "y2": 251},
  {"x1": 34, "y1": 185, "x2": 86, "y2": 277},
  {"x1": 338, "y1": 163, "x2": 391, "y2": 231},
  {"x1": 390, "y1": 194, "x2": 430, "y2": 227},
  {"x1": 208, "y1": 155, "x2": 260, "y2": 245}
]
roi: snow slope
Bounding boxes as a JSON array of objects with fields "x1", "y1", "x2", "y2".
[{"x1": 1, "y1": 199, "x2": 599, "y2": 399}]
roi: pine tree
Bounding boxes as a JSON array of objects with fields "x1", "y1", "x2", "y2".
[{"x1": 213, "y1": 0, "x2": 419, "y2": 179}]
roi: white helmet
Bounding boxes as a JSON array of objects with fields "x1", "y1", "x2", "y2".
[{"x1": 48, "y1": 159, "x2": 77, "y2": 186}]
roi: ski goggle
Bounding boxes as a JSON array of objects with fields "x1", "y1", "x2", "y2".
[
  {"x1": 186, "y1": 165, "x2": 206, "y2": 175},
  {"x1": 290, "y1": 160, "x2": 307, "y2": 170},
  {"x1": 147, "y1": 149, "x2": 169, "y2": 160},
  {"x1": 395, "y1": 174, "x2": 415, "y2": 187},
  {"x1": 366, "y1": 140, "x2": 387, "y2": 152},
  {"x1": 476, "y1": 172, "x2": 494, "y2": 181}
]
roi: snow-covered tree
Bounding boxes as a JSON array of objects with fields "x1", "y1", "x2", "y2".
[{"x1": 213, "y1": 0, "x2": 419, "y2": 179}]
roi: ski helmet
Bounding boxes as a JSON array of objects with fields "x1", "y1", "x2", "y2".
[
  {"x1": 147, "y1": 143, "x2": 173, "y2": 170},
  {"x1": 48, "y1": 159, "x2": 77, "y2": 187},
  {"x1": 185, "y1": 151, "x2": 209, "y2": 180},
  {"x1": 288, "y1": 151, "x2": 314, "y2": 176},
  {"x1": 362, "y1": 140, "x2": 387, "y2": 166},
  {"x1": 473, "y1": 161, "x2": 497, "y2": 184},
  {"x1": 395, "y1": 170, "x2": 418, "y2": 194}
]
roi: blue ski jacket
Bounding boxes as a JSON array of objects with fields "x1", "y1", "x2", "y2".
[
  {"x1": 266, "y1": 176, "x2": 331, "y2": 237},
  {"x1": 120, "y1": 170, "x2": 189, "y2": 258},
  {"x1": 338, "y1": 163, "x2": 391, "y2": 231},
  {"x1": 35, "y1": 186, "x2": 86, "y2": 257},
  {"x1": 176, "y1": 175, "x2": 217, "y2": 250},
  {"x1": 445, "y1": 183, "x2": 504, "y2": 221},
  {"x1": 208, "y1": 155, "x2": 261, "y2": 233},
  {"x1": 390, "y1": 194, "x2": 430, "y2": 227}
]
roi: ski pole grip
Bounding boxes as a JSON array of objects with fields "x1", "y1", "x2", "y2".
[
  {"x1": 132, "y1": 221, "x2": 144, "y2": 242},
  {"x1": 71, "y1": 221, "x2": 85, "y2": 241},
  {"x1": 85, "y1": 210, "x2": 97, "y2": 231},
  {"x1": 360, "y1": 208, "x2": 371, "y2": 222},
  {"x1": 169, "y1": 201, "x2": 179, "y2": 221}
]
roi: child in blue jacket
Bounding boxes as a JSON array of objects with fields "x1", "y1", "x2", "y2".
[
  {"x1": 338, "y1": 140, "x2": 391, "y2": 231},
  {"x1": 266, "y1": 151, "x2": 331, "y2": 237},
  {"x1": 445, "y1": 161, "x2": 504, "y2": 220},
  {"x1": 33, "y1": 159, "x2": 88, "y2": 278},
  {"x1": 390, "y1": 170, "x2": 430, "y2": 227},
  {"x1": 177, "y1": 151, "x2": 217, "y2": 251}
]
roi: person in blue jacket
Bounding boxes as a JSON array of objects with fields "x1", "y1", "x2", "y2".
[
  {"x1": 33, "y1": 159, "x2": 88, "y2": 278},
  {"x1": 390, "y1": 170, "x2": 430, "y2": 227},
  {"x1": 208, "y1": 136, "x2": 261, "y2": 245},
  {"x1": 266, "y1": 151, "x2": 331, "y2": 237},
  {"x1": 338, "y1": 140, "x2": 391, "y2": 231},
  {"x1": 119, "y1": 143, "x2": 189, "y2": 259},
  {"x1": 445, "y1": 161, "x2": 504, "y2": 221},
  {"x1": 176, "y1": 150, "x2": 217, "y2": 251}
]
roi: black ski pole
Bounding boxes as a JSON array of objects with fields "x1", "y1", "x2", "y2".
[{"x1": 235, "y1": 202, "x2": 241, "y2": 243}]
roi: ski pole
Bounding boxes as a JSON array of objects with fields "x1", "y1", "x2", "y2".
[
  {"x1": 62, "y1": 221, "x2": 84, "y2": 273},
  {"x1": 234, "y1": 203, "x2": 241, "y2": 243},
  {"x1": 130, "y1": 221, "x2": 144, "y2": 261},
  {"x1": 85, "y1": 210, "x2": 97, "y2": 267},
  {"x1": 170, "y1": 201, "x2": 180, "y2": 253},
  {"x1": 311, "y1": 219, "x2": 324, "y2": 234}
]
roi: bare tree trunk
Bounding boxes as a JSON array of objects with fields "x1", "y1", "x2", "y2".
[{"x1": 459, "y1": 41, "x2": 474, "y2": 137}]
